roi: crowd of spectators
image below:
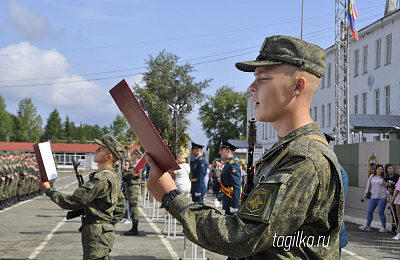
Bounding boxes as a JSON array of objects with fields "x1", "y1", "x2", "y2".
[{"x1": 359, "y1": 163, "x2": 400, "y2": 240}]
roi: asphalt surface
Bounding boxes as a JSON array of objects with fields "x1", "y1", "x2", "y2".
[{"x1": 1, "y1": 171, "x2": 400, "y2": 259}]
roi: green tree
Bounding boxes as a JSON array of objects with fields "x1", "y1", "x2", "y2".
[
  {"x1": 92, "y1": 124, "x2": 102, "y2": 139},
  {"x1": 73, "y1": 123, "x2": 83, "y2": 141},
  {"x1": 0, "y1": 95, "x2": 14, "y2": 142},
  {"x1": 66, "y1": 136, "x2": 74, "y2": 143},
  {"x1": 15, "y1": 98, "x2": 43, "y2": 142},
  {"x1": 198, "y1": 86, "x2": 247, "y2": 159},
  {"x1": 134, "y1": 50, "x2": 211, "y2": 155},
  {"x1": 82, "y1": 124, "x2": 94, "y2": 140},
  {"x1": 110, "y1": 114, "x2": 128, "y2": 140},
  {"x1": 62, "y1": 115, "x2": 74, "y2": 140},
  {"x1": 42, "y1": 109, "x2": 62, "y2": 142},
  {"x1": 80, "y1": 136, "x2": 87, "y2": 144},
  {"x1": 101, "y1": 125, "x2": 110, "y2": 135}
]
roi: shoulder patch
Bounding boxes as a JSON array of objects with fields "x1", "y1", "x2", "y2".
[
  {"x1": 199, "y1": 156, "x2": 203, "y2": 160},
  {"x1": 229, "y1": 160, "x2": 234, "y2": 164},
  {"x1": 239, "y1": 183, "x2": 280, "y2": 223}
]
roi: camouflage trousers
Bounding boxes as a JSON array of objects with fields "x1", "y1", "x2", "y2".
[
  {"x1": 81, "y1": 223, "x2": 115, "y2": 260},
  {"x1": 126, "y1": 184, "x2": 140, "y2": 221}
]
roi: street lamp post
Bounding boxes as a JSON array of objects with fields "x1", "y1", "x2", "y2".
[{"x1": 168, "y1": 103, "x2": 187, "y2": 156}]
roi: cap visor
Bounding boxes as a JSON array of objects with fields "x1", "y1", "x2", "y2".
[
  {"x1": 235, "y1": 60, "x2": 283, "y2": 72},
  {"x1": 94, "y1": 138, "x2": 104, "y2": 146}
]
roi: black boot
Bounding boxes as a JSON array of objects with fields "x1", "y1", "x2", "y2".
[
  {"x1": 4, "y1": 198, "x2": 11, "y2": 207},
  {"x1": 123, "y1": 220, "x2": 139, "y2": 236}
]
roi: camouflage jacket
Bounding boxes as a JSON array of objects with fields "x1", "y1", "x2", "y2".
[
  {"x1": 122, "y1": 160, "x2": 141, "y2": 185},
  {"x1": 45, "y1": 168, "x2": 126, "y2": 223},
  {"x1": 169, "y1": 122, "x2": 343, "y2": 259}
]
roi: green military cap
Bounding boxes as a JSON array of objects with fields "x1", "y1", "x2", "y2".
[
  {"x1": 94, "y1": 133, "x2": 124, "y2": 160},
  {"x1": 235, "y1": 35, "x2": 326, "y2": 78},
  {"x1": 133, "y1": 149, "x2": 143, "y2": 157},
  {"x1": 124, "y1": 145, "x2": 133, "y2": 151}
]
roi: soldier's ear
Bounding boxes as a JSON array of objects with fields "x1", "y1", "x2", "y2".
[
  {"x1": 106, "y1": 153, "x2": 113, "y2": 161},
  {"x1": 292, "y1": 77, "x2": 306, "y2": 97}
]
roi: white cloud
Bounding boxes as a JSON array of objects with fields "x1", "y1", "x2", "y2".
[
  {"x1": 188, "y1": 104, "x2": 208, "y2": 146},
  {"x1": 126, "y1": 74, "x2": 145, "y2": 89},
  {"x1": 0, "y1": 41, "x2": 116, "y2": 126},
  {"x1": 7, "y1": 1, "x2": 64, "y2": 41}
]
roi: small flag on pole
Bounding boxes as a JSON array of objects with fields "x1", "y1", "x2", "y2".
[{"x1": 348, "y1": 0, "x2": 359, "y2": 41}]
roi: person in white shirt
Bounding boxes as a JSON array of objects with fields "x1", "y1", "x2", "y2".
[{"x1": 170, "y1": 155, "x2": 191, "y2": 198}]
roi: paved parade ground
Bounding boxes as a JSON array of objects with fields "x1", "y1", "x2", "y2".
[{"x1": 1, "y1": 172, "x2": 400, "y2": 260}]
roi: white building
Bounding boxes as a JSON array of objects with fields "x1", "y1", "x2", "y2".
[{"x1": 247, "y1": 6, "x2": 400, "y2": 155}]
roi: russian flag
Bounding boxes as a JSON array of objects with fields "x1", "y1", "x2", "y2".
[{"x1": 348, "y1": 0, "x2": 359, "y2": 41}]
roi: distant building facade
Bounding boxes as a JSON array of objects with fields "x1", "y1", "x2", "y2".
[{"x1": 246, "y1": 7, "x2": 400, "y2": 151}]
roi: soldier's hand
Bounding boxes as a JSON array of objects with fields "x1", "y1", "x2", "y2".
[
  {"x1": 144, "y1": 152, "x2": 177, "y2": 202},
  {"x1": 38, "y1": 179, "x2": 50, "y2": 192},
  {"x1": 132, "y1": 171, "x2": 139, "y2": 177}
]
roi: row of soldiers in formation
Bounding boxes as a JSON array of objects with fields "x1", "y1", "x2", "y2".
[{"x1": 0, "y1": 152, "x2": 44, "y2": 210}]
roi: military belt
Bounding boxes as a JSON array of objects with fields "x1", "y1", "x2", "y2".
[{"x1": 81, "y1": 216, "x2": 111, "y2": 225}]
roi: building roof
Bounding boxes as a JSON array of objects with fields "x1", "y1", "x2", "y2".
[
  {"x1": 228, "y1": 139, "x2": 263, "y2": 149},
  {"x1": 350, "y1": 114, "x2": 400, "y2": 133},
  {"x1": 0, "y1": 142, "x2": 140, "y2": 153}
]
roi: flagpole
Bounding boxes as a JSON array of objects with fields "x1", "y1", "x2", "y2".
[{"x1": 301, "y1": 0, "x2": 304, "y2": 40}]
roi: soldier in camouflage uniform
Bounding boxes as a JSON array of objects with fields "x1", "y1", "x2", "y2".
[
  {"x1": 39, "y1": 133, "x2": 127, "y2": 260},
  {"x1": 123, "y1": 148, "x2": 142, "y2": 236},
  {"x1": 145, "y1": 35, "x2": 344, "y2": 259}
]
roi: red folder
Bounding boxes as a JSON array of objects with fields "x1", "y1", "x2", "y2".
[
  {"x1": 33, "y1": 142, "x2": 58, "y2": 182},
  {"x1": 109, "y1": 79, "x2": 180, "y2": 173},
  {"x1": 133, "y1": 155, "x2": 147, "y2": 172}
]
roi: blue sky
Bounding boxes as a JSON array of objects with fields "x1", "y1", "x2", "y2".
[{"x1": 0, "y1": 0, "x2": 389, "y2": 145}]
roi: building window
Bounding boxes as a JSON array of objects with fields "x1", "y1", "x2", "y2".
[
  {"x1": 327, "y1": 63, "x2": 332, "y2": 88},
  {"x1": 321, "y1": 105, "x2": 325, "y2": 127},
  {"x1": 362, "y1": 45, "x2": 368, "y2": 74},
  {"x1": 314, "y1": 106, "x2": 318, "y2": 122},
  {"x1": 321, "y1": 74, "x2": 325, "y2": 89},
  {"x1": 375, "y1": 89, "x2": 380, "y2": 115},
  {"x1": 269, "y1": 123, "x2": 272, "y2": 138},
  {"x1": 354, "y1": 49, "x2": 359, "y2": 77},
  {"x1": 354, "y1": 95, "x2": 358, "y2": 114},
  {"x1": 362, "y1": 93, "x2": 367, "y2": 114},
  {"x1": 375, "y1": 39, "x2": 381, "y2": 69},
  {"x1": 385, "y1": 86, "x2": 390, "y2": 115},
  {"x1": 328, "y1": 103, "x2": 331, "y2": 127},
  {"x1": 385, "y1": 34, "x2": 392, "y2": 65}
]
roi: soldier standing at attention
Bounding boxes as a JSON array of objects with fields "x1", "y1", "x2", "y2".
[
  {"x1": 120, "y1": 145, "x2": 133, "y2": 223},
  {"x1": 190, "y1": 142, "x2": 208, "y2": 203},
  {"x1": 144, "y1": 35, "x2": 343, "y2": 259},
  {"x1": 39, "y1": 133, "x2": 126, "y2": 260},
  {"x1": 123, "y1": 149, "x2": 142, "y2": 236},
  {"x1": 218, "y1": 139, "x2": 242, "y2": 217}
]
